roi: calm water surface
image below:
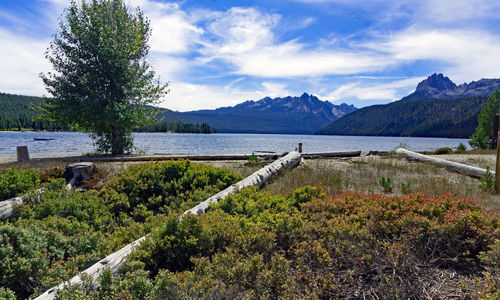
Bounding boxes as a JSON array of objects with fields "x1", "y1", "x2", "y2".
[{"x1": 0, "y1": 131, "x2": 470, "y2": 157}]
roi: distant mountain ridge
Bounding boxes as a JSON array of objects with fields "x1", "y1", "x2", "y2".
[
  {"x1": 162, "y1": 93, "x2": 357, "y2": 134},
  {"x1": 402, "y1": 73, "x2": 500, "y2": 101},
  {"x1": 317, "y1": 73, "x2": 500, "y2": 138}
]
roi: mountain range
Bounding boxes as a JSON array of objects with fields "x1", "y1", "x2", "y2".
[
  {"x1": 3, "y1": 73, "x2": 500, "y2": 138},
  {"x1": 317, "y1": 73, "x2": 500, "y2": 137},
  {"x1": 401, "y1": 73, "x2": 500, "y2": 101},
  {"x1": 160, "y1": 93, "x2": 357, "y2": 134}
]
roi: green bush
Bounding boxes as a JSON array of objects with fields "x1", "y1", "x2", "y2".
[
  {"x1": 480, "y1": 166, "x2": 496, "y2": 192},
  {"x1": 400, "y1": 181, "x2": 412, "y2": 195},
  {"x1": 0, "y1": 168, "x2": 40, "y2": 200},
  {"x1": 457, "y1": 142, "x2": 467, "y2": 152},
  {"x1": 60, "y1": 188, "x2": 499, "y2": 299},
  {"x1": 1, "y1": 161, "x2": 240, "y2": 299},
  {"x1": 379, "y1": 177, "x2": 393, "y2": 193}
]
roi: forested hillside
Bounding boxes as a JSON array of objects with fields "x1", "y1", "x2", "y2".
[
  {"x1": 0, "y1": 92, "x2": 215, "y2": 133},
  {"x1": 0, "y1": 92, "x2": 68, "y2": 131},
  {"x1": 316, "y1": 96, "x2": 486, "y2": 138}
]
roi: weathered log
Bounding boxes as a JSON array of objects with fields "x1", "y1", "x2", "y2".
[
  {"x1": 35, "y1": 151, "x2": 302, "y2": 300},
  {"x1": 396, "y1": 148, "x2": 492, "y2": 178},
  {"x1": 184, "y1": 151, "x2": 302, "y2": 216},
  {"x1": 301, "y1": 150, "x2": 361, "y2": 159},
  {"x1": 0, "y1": 196, "x2": 23, "y2": 220},
  {"x1": 0, "y1": 189, "x2": 45, "y2": 220}
]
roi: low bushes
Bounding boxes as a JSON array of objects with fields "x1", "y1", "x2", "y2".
[
  {"x1": 58, "y1": 187, "x2": 499, "y2": 299},
  {"x1": 0, "y1": 161, "x2": 240, "y2": 299},
  {"x1": 0, "y1": 168, "x2": 41, "y2": 201}
]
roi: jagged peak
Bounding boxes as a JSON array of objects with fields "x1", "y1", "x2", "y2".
[{"x1": 415, "y1": 73, "x2": 457, "y2": 92}]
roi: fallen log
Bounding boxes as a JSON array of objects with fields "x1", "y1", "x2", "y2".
[
  {"x1": 301, "y1": 150, "x2": 361, "y2": 159},
  {"x1": 396, "y1": 148, "x2": 492, "y2": 178},
  {"x1": 0, "y1": 196, "x2": 23, "y2": 220},
  {"x1": 184, "y1": 151, "x2": 302, "y2": 216},
  {"x1": 35, "y1": 151, "x2": 302, "y2": 300}
]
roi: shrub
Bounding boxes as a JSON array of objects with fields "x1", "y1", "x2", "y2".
[
  {"x1": 379, "y1": 177, "x2": 393, "y2": 193},
  {"x1": 246, "y1": 153, "x2": 260, "y2": 166},
  {"x1": 457, "y1": 142, "x2": 467, "y2": 152},
  {"x1": 1, "y1": 161, "x2": 240, "y2": 299},
  {"x1": 63, "y1": 188, "x2": 498, "y2": 299},
  {"x1": 400, "y1": 181, "x2": 412, "y2": 195},
  {"x1": 480, "y1": 166, "x2": 496, "y2": 192},
  {"x1": 0, "y1": 168, "x2": 40, "y2": 200}
]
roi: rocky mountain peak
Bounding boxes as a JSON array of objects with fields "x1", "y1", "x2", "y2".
[
  {"x1": 401, "y1": 73, "x2": 500, "y2": 101},
  {"x1": 415, "y1": 73, "x2": 457, "y2": 94}
]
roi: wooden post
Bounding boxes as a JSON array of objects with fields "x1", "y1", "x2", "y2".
[
  {"x1": 298, "y1": 143, "x2": 303, "y2": 153},
  {"x1": 495, "y1": 131, "x2": 500, "y2": 192},
  {"x1": 16, "y1": 146, "x2": 29, "y2": 162}
]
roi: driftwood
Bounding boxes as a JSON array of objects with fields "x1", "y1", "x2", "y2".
[
  {"x1": 301, "y1": 150, "x2": 361, "y2": 159},
  {"x1": 184, "y1": 151, "x2": 302, "y2": 216},
  {"x1": 35, "y1": 151, "x2": 302, "y2": 300},
  {"x1": 396, "y1": 148, "x2": 492, "y2": 178},
  {"x1": 0, "y1": 196, "x2": 23, "y2": 220}
]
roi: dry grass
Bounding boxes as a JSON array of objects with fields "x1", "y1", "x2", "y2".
[
  {"x1": 2, "y1": 154, "x2": 499, "y2": 211},
  {"x1": 263, "y1": 155, "x2": 500, "y2": 211}
]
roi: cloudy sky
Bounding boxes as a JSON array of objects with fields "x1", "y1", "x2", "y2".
[{"x1": 1, "y1": 0, "x2": 500, "y2": 111}]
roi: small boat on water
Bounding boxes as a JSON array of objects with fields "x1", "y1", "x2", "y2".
[{"x1": 34, "y1": 138, "x2": 55, "y2": 141}]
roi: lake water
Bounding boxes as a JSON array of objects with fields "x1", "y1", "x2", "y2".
[{"x1": 0, "y1": 131, "x2": 471, "y2": 157}]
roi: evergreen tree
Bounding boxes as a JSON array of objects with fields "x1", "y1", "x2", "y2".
[{"x1": 470, "y1": 90, "x2": 500, "y2": 149}]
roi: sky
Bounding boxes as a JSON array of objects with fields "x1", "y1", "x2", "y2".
[{"x1": 1, "y1": 0, "x2": 500, "y2": 111}]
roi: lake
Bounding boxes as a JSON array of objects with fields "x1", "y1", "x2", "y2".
[{"x1": 0, "y1": 131, "x2": 471, "y2": 157}]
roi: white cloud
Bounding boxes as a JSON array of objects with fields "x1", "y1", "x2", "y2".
[
  {"x1": 0, "y1": 28, "x2": 50, "y2": 96},
  {"x1": 326, "y1": 77, "x2": 423, "y2": 102},
  {"x1": 368, "y1": 28, "x2": 500, "y2": 83},
  {"x1": 160, "y1": 81, "x2": 292, "y2": 111},
  {"x1": 132, "y1": 1, "x2": 204, "y2": 54},
  {"x1": 200, "y1": 7, "x2": 395, "y2": 78}
]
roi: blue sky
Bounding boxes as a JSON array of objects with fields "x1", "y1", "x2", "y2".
[{"x1": 1, "y1": 0, "x2": 500, "y2": 111}]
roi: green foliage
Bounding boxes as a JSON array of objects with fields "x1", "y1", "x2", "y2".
[
  {"x1": 0, "y1": 161, "x2": 239, "y2": 299},
  {"x1": 40, "y1": 0, "x2": 168, "y2": 154},
  {"x1": 479, "y1": 166, "x2": 496, "y2": 192},
  {"x1": 0, "y1": 168, "x2": 40, "y2": 201},
  {"x1": 246, "y1": 153, "x2": 260, "y2": 166},
  {"x1": 0, "y1": 288, "x2": 16, "y2": 300},
  {"x1": 317, "y1": 96, "x2": 487, "y2": 138},
  {"x1": 400, "y1": 181, "x2": 411, "y2": 195},
  {"x1": 61, "y1": 188, "x2": 499, "y2": 298},
  {"x1": 379, "y1": 177, "x2": 393, "y2": 193},
  {"x1": 470, "y1": 90, "x2": 500, "y2": 149},
  {"x1": 457, "y1": 142, "x2": 467, "y2": 152}
]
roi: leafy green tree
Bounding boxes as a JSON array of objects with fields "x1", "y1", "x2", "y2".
[
  {"x1": 470, "y1": 90, "x2": 500, "y2": 149},
  {"x1": 40, "y1": 0, "x2": 168, "y2": 154}
]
